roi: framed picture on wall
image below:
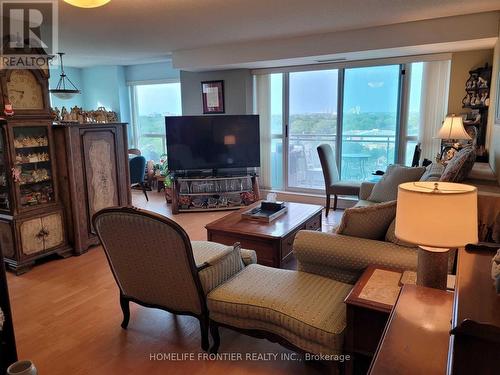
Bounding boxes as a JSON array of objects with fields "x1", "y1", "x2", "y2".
[{"x1": 201, "y1": 80, "x2": 225, "y2": 114}]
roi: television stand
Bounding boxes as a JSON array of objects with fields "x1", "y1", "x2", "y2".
[{"x1": 171, "y1": 174, "x2": 260, "y2": 214}]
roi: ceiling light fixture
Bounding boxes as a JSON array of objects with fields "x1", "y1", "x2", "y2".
[
  {"x1": 49, "y1": 52, "x2": 81, "y2": 100},
  {"x1": 63, "y1": 0, "x2": 111, "y2": 8}
]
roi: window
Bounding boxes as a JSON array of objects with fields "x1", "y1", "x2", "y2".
[
  {"x1": 342, "y1": 65, "x2": 400, "y2": 180},
  {"x1": 130, "y1": 81, "x2": 182, "y2": 161},
  {"x1": 288, "y1": 69, "x2": 338, "y2": 189},
  {"x1": 255, "y1": 58, "x2": 451, "y2": 194}
]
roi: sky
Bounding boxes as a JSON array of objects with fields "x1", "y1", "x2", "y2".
[
  {"x1": 271, "y1": 62, "x2": 423, "y2": 115},
  {"x1": 136, "y1": 82, "x2": 182, "y2": 116}
]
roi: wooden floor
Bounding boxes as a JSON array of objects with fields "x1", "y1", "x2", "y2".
[{"x1": 6, "y1": 191, "x2": 343, "y2": 375}]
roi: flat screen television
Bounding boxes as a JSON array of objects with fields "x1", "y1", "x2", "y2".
[{"x1": 165, "y1": 115, "x2": 260, "y2": 171}]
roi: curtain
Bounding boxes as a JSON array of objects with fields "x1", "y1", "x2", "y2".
[
  {"x1": 419, "y1": 60, "x2": 451, "y2": 162},
  {"x1": 254, "y1": 74, "x2": 272, "y2": 189}
]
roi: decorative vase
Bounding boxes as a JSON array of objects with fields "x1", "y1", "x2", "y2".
[{"x1": 7, "y1": 360, "x2": 37, "y2": 375}]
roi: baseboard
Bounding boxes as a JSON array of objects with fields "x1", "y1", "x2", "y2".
[{"x1": 260, "y1": 189, "x2": 357, "y2": 210}]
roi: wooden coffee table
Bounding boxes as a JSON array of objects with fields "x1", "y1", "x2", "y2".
[{"x1": 205, "y1": 201, "x2": 322, "y2": 268}]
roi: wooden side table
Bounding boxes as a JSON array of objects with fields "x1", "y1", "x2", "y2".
[
  {"x1": 369, "y1": 284, "x2": 453, "y2": 375},
  {"x1": 344, "y1": 266, "x2": 404, "y2": 375}
]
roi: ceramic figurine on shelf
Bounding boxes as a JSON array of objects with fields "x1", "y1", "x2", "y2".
[
  {"x1": 477, "y1": 76, "x2": 488, "y2": 89},
  {"x1": 480, "y1": 92, "x2": 489, "y2": 106},
  {"x1": 465, "y1": 77, "x2": 474, "y2": 89},
  {"x1": 51, "y1": 107, "x2": 61, "y2": 122},
  {"x1": 107, "y1": 111, "x2": 118, "y2": 123},
  {"x1": 60, "y1": 106, "x2": 69, "y2": 121},
  {"x1": 462, "y1": 94, "x2": 471, "y2": 106},
  {"x1": 11, "y1": 167, "x2": 21, "y2": 183}
]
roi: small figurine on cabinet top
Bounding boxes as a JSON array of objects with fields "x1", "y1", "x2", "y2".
[{"x1": 52, "y1": 106, "x2": 118, "y2": 124}]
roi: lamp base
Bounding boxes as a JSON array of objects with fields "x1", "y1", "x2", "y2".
[{"x1": 417, "y1": 246, "x2": 449, "y2": 290}]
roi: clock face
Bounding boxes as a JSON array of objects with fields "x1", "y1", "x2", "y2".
[{"x1": 6, "y1": 70, "x2": 44, "y2": 110}]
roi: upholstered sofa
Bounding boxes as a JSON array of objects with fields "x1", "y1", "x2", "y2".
[
  {"x1": 293, "y1": 159, "x2": 466, "y2": 285},
  {"x1": 293, "y1": 228, "x2": 418, "y2": 285}
]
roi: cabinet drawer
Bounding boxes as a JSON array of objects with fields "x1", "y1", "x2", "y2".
[{"x1": 305, "y1": 214, "x2": 321, "y2": 231}]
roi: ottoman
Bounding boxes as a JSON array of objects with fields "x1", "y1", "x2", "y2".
[{"x1": 207, "y1": 263, "x2": 352, "y2": 355}]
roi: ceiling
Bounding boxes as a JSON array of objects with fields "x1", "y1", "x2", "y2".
[{"x1": 57, "y1": 0, "x2": 500, "y2": 68}]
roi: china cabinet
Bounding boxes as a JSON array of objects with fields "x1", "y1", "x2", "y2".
[
  {"x1": 0, "y1": 66, "x2": 71, "y2": 274},
  {"x1": 53, "y1": 122, "x2": 132, "y2": 254}
]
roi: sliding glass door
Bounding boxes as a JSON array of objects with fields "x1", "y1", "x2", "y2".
[
  {"x1": 255, "y1": 60, "x2": 449, "y2": 193},
  {"x1": 341, "y1": 65, "x2": 400, "y2": 180},
  {"x1": 287, "y1": 69, "x2": 338, "y2": 190}
]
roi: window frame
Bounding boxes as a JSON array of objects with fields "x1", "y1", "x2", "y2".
[
  {"x1": 128, "y1": 79, "x2": 182, "y2": 154},
  {"x1": 258, "y1": 61, "x2": 424, "y2": 194}
]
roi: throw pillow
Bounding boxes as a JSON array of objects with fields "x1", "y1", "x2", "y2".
[
  {"x1": 420, "y1": 162, "x2": 445, "y2": 182},
  {"x1": 454, "y1": 147, "x2": 476, "y2": 182},
  {"x1": 336, "y1": 200, "x2": 397, "y2": 240},
  {"x1": 440, "y1": 147, "x2": 475, "y2": 182},
  {"x1": 385, "y1": 218, "x2": 418, "y2": 248},
  {"x1": 368, "y1": 165, "x2": 426, "y2": 202}
]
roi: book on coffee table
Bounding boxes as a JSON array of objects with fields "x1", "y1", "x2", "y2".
[{"x1": 241, "y1": 202, "x2": 287, "y2": 223}]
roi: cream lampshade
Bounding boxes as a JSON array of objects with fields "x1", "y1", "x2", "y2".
[
  {"x1": 395, "y1": 182, "x2": 478, "y2": 289},
  {"x1": 436, "y1": 115, "x2": 471, "y2": 140}
]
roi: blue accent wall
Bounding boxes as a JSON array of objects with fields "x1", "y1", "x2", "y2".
[
  {"x1": 49, "y1": 61, "x2": 179, "y2": 127},
  {"x1": 49, "y1": 66, "x2": 84, "y2": 109}
]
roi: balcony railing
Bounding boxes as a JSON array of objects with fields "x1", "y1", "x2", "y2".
[{"x1": 279, "y1": 133, "x2": 396, "y2": 189}]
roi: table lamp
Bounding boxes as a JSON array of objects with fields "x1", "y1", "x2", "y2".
[
  {"x1": 436, "y1": 115, "x2": 471, "y2": 141},
  {"x1": 436, "y1": 115, "x2": 471, "y2": 160},
  {"x1": 395, "y1": 182, "x2": 477, "y2": 289}
]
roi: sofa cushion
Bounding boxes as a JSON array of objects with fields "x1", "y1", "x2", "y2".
[
  {"x1": 420, "y1": 162, "x2": 445, "y2": 182},
  {"x1": 385, "y1": 219, "x2": 418, "y2": 248},
  {"x1": 207, "y1": 264, "x2": 352, "y2": 355},
  {"x1": 368, "y1": 165, "x2": 426, "y2": 202},
  {"x1": 440, "y1": 147, "x2": 476, "y2": 182},
  {"x1": 336, "y1": 200, "x2": 397, "y2": 240}
]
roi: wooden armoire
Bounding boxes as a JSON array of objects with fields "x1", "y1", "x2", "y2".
[
  {"x1": 0, "y1": 67, "x2": 72, "y2": 274},
  {"x1": 53, "y1": 123, "x2": 132, "y2": 254}
]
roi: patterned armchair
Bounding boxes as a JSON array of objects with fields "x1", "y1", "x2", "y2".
[{"x1": 92, "y1": 207, "x2": 256, "y2": 351}]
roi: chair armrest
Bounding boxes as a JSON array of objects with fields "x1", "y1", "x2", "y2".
[
  {"x1": 359, "y1": 182, "x2": 376, "y2": 200},
  {"x1": 293, "y1": 230, "x2": 417, "y2": 284}
]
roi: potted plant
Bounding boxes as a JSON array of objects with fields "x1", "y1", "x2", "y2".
[{"x1": 153, "y1": 153, "x2": 173, "y2": 203}]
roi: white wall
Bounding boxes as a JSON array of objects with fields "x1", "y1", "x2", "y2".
[
  {"x1": 125, "y1": 61, "x2": 180, "y2": 82},
  {"x1": 173, "y1": 11, "x2": 499, "y2": 71},
  {"x1": 180, "y1": 69, "x2": 253, "y2": 115}
]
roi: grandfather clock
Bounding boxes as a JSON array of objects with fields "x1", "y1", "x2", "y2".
[{"x1": 0, "y1": 66, "x2": 72, "y2": 274}]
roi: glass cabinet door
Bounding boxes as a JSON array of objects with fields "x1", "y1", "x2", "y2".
[
  {"x1": 12, "y1": 126, "x2": 54, "y2": 208},
  {"x1": 0, "y1": 130, "x2": 9, "y2": 212}
]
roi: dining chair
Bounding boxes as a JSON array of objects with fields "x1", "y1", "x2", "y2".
[{"x1": 317, "y1": 144, "x2": 361, "y2": 215}]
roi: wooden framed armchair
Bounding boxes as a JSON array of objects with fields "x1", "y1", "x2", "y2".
[{"x1": 92, "y1": 207, "x2": 256, "y2": 351}]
